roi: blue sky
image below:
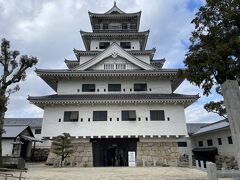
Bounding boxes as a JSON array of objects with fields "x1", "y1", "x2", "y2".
[{"x1": 0, "y1": 0, "x2": 223, "y2": 123}]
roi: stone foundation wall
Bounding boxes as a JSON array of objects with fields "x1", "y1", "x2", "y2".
[
  {"x1": 46, "y1": 139, "x2": 93, "y2": 167},
  {"x1": 136, "y1": 141, "x2": 179, "y2": 167},
  {"x1": 30, "y1": 148, "x2": 50, "y2": 162}
]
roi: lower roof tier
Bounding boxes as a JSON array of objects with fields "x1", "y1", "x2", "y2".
[{"x1": 28, "y1": 93, "x2": 199, "y2": 109}]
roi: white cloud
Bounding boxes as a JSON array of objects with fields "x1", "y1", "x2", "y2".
[{"x1": 1, "y1": 0, "x2": 223, "y2": 123}]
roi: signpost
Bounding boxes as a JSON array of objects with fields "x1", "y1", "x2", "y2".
[{"x1": 128, "y1": 151, "x2": 136, "y2": 167}]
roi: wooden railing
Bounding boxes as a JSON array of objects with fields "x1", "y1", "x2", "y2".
[{"x1": 0, "y1": 168, "x2": 27, "y2": 180}]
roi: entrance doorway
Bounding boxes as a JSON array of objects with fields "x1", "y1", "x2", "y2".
[{"x1": 91, "y1": 138, "x2": 138, "y2": 167}]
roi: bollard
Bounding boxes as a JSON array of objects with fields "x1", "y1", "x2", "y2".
[
  {"x1": 200, "y1": 160, "x2": 205, "y2": 170},
  {"x1": 196, "y1": 160, "x2": 199, "y2": 169},
  {"x1": 206, "y1": 162, "x2": 218, "y2": 180}
]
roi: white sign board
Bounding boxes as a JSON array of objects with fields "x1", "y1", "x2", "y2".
[{"x1": 128, "y1": 151, "x2": 136, "y2": 167}]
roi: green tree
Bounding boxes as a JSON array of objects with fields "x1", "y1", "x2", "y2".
[
  {"x1": 179, "y1": 0, "x2": 240, "y2": 116},
  {"x1": 0, "y1": 38, "x2": 37, "y2": 167},
  {"x1": 52, "y1": 133, "x2": 74, "y2": 167}
]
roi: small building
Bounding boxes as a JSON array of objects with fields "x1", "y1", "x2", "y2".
[
  {"x1": 188, "y1": 119, "x2": 237, "y2": 169},
  {"x1": 4, "y1": 118, "x2": 50, "y2": 161},
  {"x1": 4, "y1": 118, "x2": 50, "y2": 148},
  {"x1": 2, "y1": 125, "x2": 39, "y2": 160}
]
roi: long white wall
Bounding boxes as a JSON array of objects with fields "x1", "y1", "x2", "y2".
[
  {"x1": 57, "y1": 79, "x2": 172, "y2": 94},
  {"x1": 90, "y1": 40, "x2": 140, "y2": 51},
  {"x1": 191, "y1": 129, "x2": 234, "y2": 156},
  {"x1": 41, "y1": 104, "x2": 188, "y2": 138}
]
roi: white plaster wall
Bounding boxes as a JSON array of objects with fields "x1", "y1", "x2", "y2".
[
  {"x1": 90, "y1": 40, "x2": 140, "y2": 51},
  {"x1": 2, "y1": 139, "x2": 14, "y2": 156},
  {"x1": 41, "y1": 104, "x2": 188, "y2": 138},
  {"x1": 88, "y1": 56, "x2": 141, "y2": 70},
  {"x1": 57, "y1": 79, "x2": 172, "y2": 94},
  {"x1": 191, "y1": 129, "x2": 234, "y2": 156},
  {"x1": 30, "y1": 128, "x2": 51, "y2": 148}
]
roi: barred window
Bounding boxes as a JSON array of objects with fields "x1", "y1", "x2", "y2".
[
  {"x1": 122, "y1": 110, "x2": 136, "y2": 121},
  {"x1": 64, "y1": 111, "x2": 79, "y2": 122},
  {"x1": 108, "y1": 84, "x2": 121, "y2": 91},
  {"x1": 150, "y1": 110, "x2": 165, "y2": 121},
  {"x1": 134, "y1": 83, "x2": 147, "y2": 91},
  {"x1": 93, "y1": 111, "x2": 107, "y2": 121},
  {"x1": 82, "y1": 84, "x2": 95, "y2": 92}
]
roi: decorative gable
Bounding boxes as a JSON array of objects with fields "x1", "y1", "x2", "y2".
[
  {"x1": 73, "y1": 43, "x2": 157, "y2": 71},
  {"x1": 88, "y1": 56, "x2": 142, "y2": 70}
]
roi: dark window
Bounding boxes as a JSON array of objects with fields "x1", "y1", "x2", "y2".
[
  {"x1": 99, "y1": 42, "x2": 110, "y2": 49},
  {"x1": 93, "y1": 111, "x2": 107, "y2": 121},
  {"x1": 108, "y1": 84, "x2": 121, "y2": 92},
  {"x1": 207, "y1": 139, "x2": 213, "y2": 146},
  {"x1": 122, "y1": 23, "x2": 128, "y2": 29},
  {"x1": 35, "y1": 129, "x2": 41, "y2": 134},
  {"x1": 120, "y1": 42, "x2": 131, "y2": 49},
  {"x1": 150, "y1": 110, "x2": 165, "y2": 121},
  {"x1": 198, "y1": 141, "x2": 203, "y2": 147},
  {"x1": 218, "y1": 138, "x2": 222, "y2": 145},
  {"x1": 82, "y1": 84, "x2": 95, "y2": 92},
  {"x1": 103, "y1": 23, "x2": 108, "y2": 29},
  {"x1": 228, "y1": 136, "x2": 233, "y2": 144},
  {"x1": 122, "y1": 110, "x2": 136, "y2": 121},
  {"x1": 177, "y1": 142, "x2": 187, "y2": 147},
  {"x1": 64, "y1": 111, "x2": 78, "y2": 122},
  {"x1": 134, "y1": 83, "x2": 147, "y2": 91}
]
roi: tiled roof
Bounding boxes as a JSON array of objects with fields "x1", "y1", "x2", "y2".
[
  {"x1": 192, "y1": 119, "x2": 229, "y2": 136},
  {"x1": 186, "y1": 123, "x2": 209, "y2": 135},
  {"x1": 4, "y1": 118, "x2": 42, "y2": 128},
  {"x1": 28, "y1": 93, "x2": 198, "y2": 101},
  {"x1": 3, "y1": 125, "x2": 29, "y2": 138}
]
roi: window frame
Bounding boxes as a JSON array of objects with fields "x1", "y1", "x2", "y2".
[
  {"x1": 198, "y1": 141, "x2": 203, "y2": 147},
  {"x1": 99, "y1": 42, "x2": 110, "y2": 49},
  {"x1": 121, "y1": 110, "x2": 136, "y2": 121},
  {"x1": 134, "y1": 83, "x2": 147, "y2": 91},
  {"x1": 108, "y1": 84, "x2": 121, "y2": 92},
  {"x1": 35, "y1": 129, "x2": 42, "y2": 134},
  {"x1": 120, "y1": 42, "x2": 131, "y2": 49},
  {"x1": 82, "y1": 84, "x2": 95, "y2": 92},
  {"x1": 63, "y1": 111, "x2": 79, "y2": 122},
  {"x1": 207, "y1": 139, "x2": 213, "y2": 146},
  {"x1": 150, "y1": 110, "x2": 165, "y2": 121},
  {"x1": 177, "y1": 142, "x2": 187, "y2": 147},
  {"x1": 93, "y1": 111, "x2": 108, "y2": 121},
  {"x1": 218, "y1": 138, "x2": 222, "y2": 145},
  {"x1": 228, "y1": 136, "x2": 233, "y2": 144}
]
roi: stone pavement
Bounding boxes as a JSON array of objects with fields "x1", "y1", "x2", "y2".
[{"x1": 21, "y1": 163, "x2": 208, "y2": 180}]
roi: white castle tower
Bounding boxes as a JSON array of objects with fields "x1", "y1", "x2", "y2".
[{"x1": 28, "y1": 2, "x2": 198, "y2": 167}]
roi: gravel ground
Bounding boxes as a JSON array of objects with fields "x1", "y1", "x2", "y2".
[{"x1": 4, "y1": 163, "x2": 209, "y2": 180}]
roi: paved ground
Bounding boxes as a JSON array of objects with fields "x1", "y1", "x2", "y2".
[{"x1": 9, "y1": 163, "x2": 209, "y2": 180}]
